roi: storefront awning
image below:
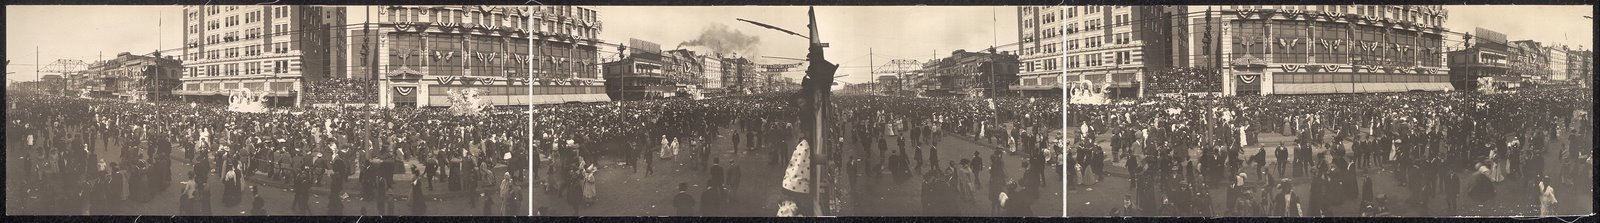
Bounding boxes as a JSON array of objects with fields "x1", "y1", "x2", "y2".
[{"x1": 1009, "y1": 85, "x2": 1060, "y2": 91}]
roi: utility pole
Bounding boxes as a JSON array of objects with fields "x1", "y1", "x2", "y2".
[
  {"x1": 806, "y1": 7, "x2": 827, "y2": 216},
  {"x1": 869, "y1": 48, "x2": 874, "y2": 94},
  {"x1": 156, "y1": 12, "x2": 162, "y2": 101},
  {"x1": 990, "y1": 6, "x2": 997, "y2": 99},
  {"x1": 525, "y1": 6, "x2": 536, "y2": 214},
  {"x1": 36, "y1": 46, "x2": 40, "y2": 92}
]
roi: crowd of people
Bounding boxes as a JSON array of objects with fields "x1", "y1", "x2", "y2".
[
  {"x1": 1066, "y1": 86, "x2": 1591, "y2": 216},
  {"x1": 7, "y1": 89, "x2": 528, "y2": 215},
  {"x1": 1141, "y1": 68, "x2": 1224, "y2": 95},
  {"x1": 533, "y1": 91, "x2": 1064, "y2": 216},
  {"x1": 302, "y1": 79, "x2": 379, "y2": 105},
  {"x1": 835, "y1": 95, "x2": 1062, "y2": 216}
]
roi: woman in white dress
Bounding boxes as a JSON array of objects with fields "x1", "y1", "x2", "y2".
[
  {"x1": 1539, "y1": 182, "x2": 1557, "y2": 216},
  {"x1": 659, "y1": 135, "x2": 671, "y2": 160},
  {"x1": 670, "y1": 137, "x2": 681, "y2": 159},
  {"x1": 1007, "y1": 134, "x2": 1018, "y2": 154},
  {"x1": 582, "y1": 162, "x2": 597, "y2": 204}
]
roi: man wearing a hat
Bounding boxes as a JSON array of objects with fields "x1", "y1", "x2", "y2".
[
  {"x1": 673, "y1": 182, "x2": 696, "y2": 216},
  {"x1": 1269, "y1": 178, "x2": 1301, "y2": 217},
  {"x1": 249, "y1": 186, "x2": 267, "y2": 215}
]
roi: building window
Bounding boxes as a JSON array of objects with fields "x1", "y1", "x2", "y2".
[
  {"x1": 1232, "y1": 20, "x2": 1268, "y2": 59},
  {"x1": 1273, "y1": 21, "x2": 1308, "y2": 63},
  {"x1": 1314, "y1": 22, "x2": 1350, "y2": 64}
]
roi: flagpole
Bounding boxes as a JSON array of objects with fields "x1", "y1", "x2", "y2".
[
  {"x1": 526, "y1": 6, "x2": 536, "y2": 215},
  {"x1": 807, "y1": 6, "x2": 825, "y2": 216}
]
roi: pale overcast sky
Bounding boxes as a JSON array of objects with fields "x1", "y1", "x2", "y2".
[
  {"x1": 591, "y1": 6, "x2": 1020, "y2": 84},
  {"x1": 6, "y1": 5, "x2": 1593, "y2": 84},
  {"x1": 1442, "y1": 5, "x2": 1593, "y2": 50}
]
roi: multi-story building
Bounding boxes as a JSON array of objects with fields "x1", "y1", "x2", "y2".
[
  {"x1": 1510, "y1": 40, "x2": 1550, "y2": 80},
  {"x1": 1571, "y1": 49, "x2": 1594, "y2": 83},
  {"x1": 85, "y1": 52, "x2": 184, "y2": 101},
  {"x1": 719, "y1": 57, "x2": 763, "y2": 93},
  {"x1": 901, "y1": 68, "x2": 934, "y2": 95},
  {"x1": 1448, "y1": 27, "x2": 1515, "y2": 90},
  {"x1": 699, "y1": 54, "x2": 724, "y2": 91},
  {"x1": 663, "y1": 49, "x2": 703, "y2": 87},
  {"x1": 877, "y1": 74, "x2": 903, "y2": 94},
  {"x1": 603, "y1": 38, "x2": 670, "y2": 100},
  {"x1": 352, "y1": 6, "x2": 604, "y2": 107},
  {"x1": 1062, "y1": 6, "x2": 1169, "y2": 97},
  {"x1": 177, "y1": 5, "x2": 345, "y2": 106},
  {"x1": 921, "y1": 49, "x2": 1020, "y2": 97},
  {"x1": 1549, "y1": 45, "x2": 1570, "y2": 81},
  {"x1": 1163, "y1": 5, "x2": 1451, "y2": 95},
  {"x1": 1014, "y1": 6, "x2": 1064, "y2": 97}
]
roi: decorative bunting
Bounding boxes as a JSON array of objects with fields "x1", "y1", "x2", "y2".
[
  {"x1": 414, "y1": 22, "x2": 431, "y2": 32},
  {"x1": 1359, "y1": 42, "x2": 1381, "y2": 52},
  {"x1": 1323, "y1": 64, "x2": 1344, "y2": 72},
  {"x1": 437, "y1": 23, "x2": 458, "y2": 32},
  {"x1": 1278, "y1": 38, "x2": 1301, "y2": 50},
  {"x1": 432, "y1": 50, "x2": 457, "y2": 62},
  {"x1": 395, "y1": 23, "x2": 413, "y2": 32},
  {"x1": 1282, "y1": 64, "x2": 1303, "y2": 72},
  {"x1": 1319, "y1": 39, "x2": 1343, "y2": 51},
  {"x1": 435, "y1": 75, "x2": 456, "y2": 85},
  {"x1": 394, "y1": 86, "x2": 415, "y2": 96}
]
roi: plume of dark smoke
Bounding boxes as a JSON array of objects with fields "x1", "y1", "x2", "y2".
[{"x1": 678, "y1": 23, "x2": 761, "y2": 58}]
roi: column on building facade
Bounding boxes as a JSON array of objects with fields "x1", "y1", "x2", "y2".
[
  {"x1": 420, "y1": 32, "x2": 432, "y2": 106},
  {"x1": 379, "y1": 27, "x2": 394, "y2": 108},
  {"x1": 1220, "y1": 9, "x2": 1235, "y2": 96},
  {"x1": 570, "y1": 38, "x2": 578, "y2": 80},
  {"x1": 1261, "y1": 13, "x2": 1277, "y2": 95}
]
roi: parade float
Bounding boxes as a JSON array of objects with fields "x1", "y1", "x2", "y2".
[
  {"x1": 1068, "y1": 80, "x2": 1109, "y2": 105},
  {"x1": 446, "y1": 88, "x2": 493, "y2": 116},
  {"x1": 226, "y1": 88, "x2": 269, "y2": 113}
]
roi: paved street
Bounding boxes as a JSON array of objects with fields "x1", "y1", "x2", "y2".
[
  {"x1": 6, "y1": 135, "x2": 525, "y2": 216},
  {"x1": 1064, "y1": 125, "x2": 1592, "y2": 217},
  {"x1": 535, "y1": 123, "x2": 1064, "y2": 216}
]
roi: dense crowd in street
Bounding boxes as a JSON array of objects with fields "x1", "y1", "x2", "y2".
[
  {"x1": 303, "y1": 79, "x2": 380, "y2": 105},
  {"x1": 6, "y1": 89, "x2": 528, "y2": 215},
  {"x1": 1142, "y1": 68, "x2": 1224, "y2": 95},
  {"x1": 1065, "y1": 86, "x2": 1592, "y2": 216},
  {"x1": 534, "y1": 92, "x2": 1064, "y2": 216}
]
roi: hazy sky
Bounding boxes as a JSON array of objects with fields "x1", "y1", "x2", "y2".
[
  {"x1": 6, "y1": 5, "x2": 1594, "y2": 84},
  {"x1": 6, "y1": 6, "x2": 184, "y2": 83},
  {"x1": 1442, "y1": 5, "x2": 1593, "y2": 50},
  {"x1": 592, "y1": 6, "x2": 1020, "y2": 84}
]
